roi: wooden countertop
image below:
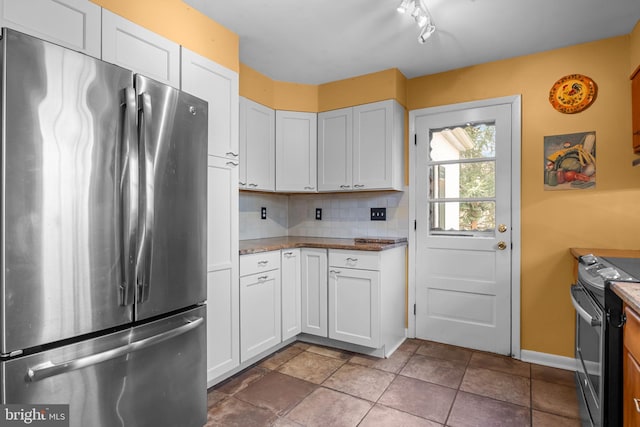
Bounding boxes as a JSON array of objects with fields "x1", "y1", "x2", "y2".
[
  {"x1": 612, "y1": 281, "x2": 640, "y2": 314},
  {"x1": 239, "y1": 236, "x2": 408, "y2": 255},
  {"x1": 570, "y1": 248, "x2": 640, "y2": 259}
]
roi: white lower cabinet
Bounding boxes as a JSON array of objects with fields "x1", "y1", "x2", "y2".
[
  {"x1": 240, "y1": 251, "x2": 281, "y2": 362},
  {"x1": 281, "y1": 249, "x2": 302, "y2": 340},
  {"x1": 301, "y1": 248, "x2": 328, "y2": 337},
  {"x1": 328, "y1": 267, "x2": 380, "y2": 348}
]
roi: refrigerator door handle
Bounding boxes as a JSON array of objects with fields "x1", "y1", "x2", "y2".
[
  {"x1": 120, "y1": 86, "x2": 138, "y2": 306},
  {"x1": 136, "y1": 91, "x2": 154, "y2": 304},
  {"x1": 25, "y1": 316, "x2": 204, "y2": 383}
]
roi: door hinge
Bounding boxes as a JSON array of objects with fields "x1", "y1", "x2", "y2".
[{"x1": 413, "y1": 303, "x2": 416, "y2": 315}]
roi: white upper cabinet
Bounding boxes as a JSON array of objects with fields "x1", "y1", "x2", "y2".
[
  {"x1": 0, "y1": 0, "x2": 100, "y2": 57},
  {"x1": 276, "y1": 110, "x2": 317, "y2": 192},
  {"x1": 318, "y1": 100, "x2": 404, "y2": 192},
  {"x1": 317, "y1": 107, "x2": 353, "y2": 191},
  {"x1": 102, "y1": 9, "x2": 180, "y2": 87},
  {"x1": 182, "y1": 48, "x2": 239, "y2": 159},
  {"x1": 239, "y1": 97, "x2": 275, "y2": 191}
]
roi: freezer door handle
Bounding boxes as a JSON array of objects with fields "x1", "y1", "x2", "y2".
[
  {"x1": 26, "y1": 316, "x2": 204, "y2": 383},
  {"x1": 136, "y1": 91, "x2": 154, "y2": 304},
  {"x1": 120, "y1": 86, "x2": 138, "y2": 306}
]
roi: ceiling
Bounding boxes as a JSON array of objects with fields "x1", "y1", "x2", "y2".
[{"x1": 184, "y1": 0, "x2": 640, "y2": 85}]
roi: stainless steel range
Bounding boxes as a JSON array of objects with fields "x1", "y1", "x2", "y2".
[{"x1": 571, "y1": 254, "x2": 640, "y2": 427}]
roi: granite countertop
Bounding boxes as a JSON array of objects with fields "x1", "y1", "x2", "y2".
[
  {"x1": 611, "y1": 281, "x2": 640, "y2": 314},
  {"x1": 239, "y1": 236, "x2": 408, "y2": 255}
]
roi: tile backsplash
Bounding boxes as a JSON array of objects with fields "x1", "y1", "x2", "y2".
[{"x1": 240, "y1": 189, "x2": 409, "y2": 240}]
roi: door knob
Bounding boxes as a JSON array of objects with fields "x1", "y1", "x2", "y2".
[
  {"x1": 497, "y1": 241, "x2": 507, "y2": 250},
  {"x1": 498, "y1": 224, "x2": 507, "y2": 233}
]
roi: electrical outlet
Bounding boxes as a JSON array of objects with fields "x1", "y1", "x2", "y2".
[
  {"x1": 261, "y1": 207, "x2": 267, "y2": 220},
  {"x1": 315, "y1": 208, "x2": 322, "y2": 220},
  {"x1": 370, "y1": 207, "x2": 386, "y2": 221}
]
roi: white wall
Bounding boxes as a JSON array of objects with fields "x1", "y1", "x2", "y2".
[{"x1": 239, "y1": 189, "x2": 409, "y2": 240}]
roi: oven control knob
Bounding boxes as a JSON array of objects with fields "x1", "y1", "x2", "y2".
[{"x1": 497, "y1": 241, "x2": 507, "y2": 250}]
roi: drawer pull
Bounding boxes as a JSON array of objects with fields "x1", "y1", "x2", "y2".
[
  {"x1": 226, "y1": 161, "x2": 238, "y2": 167},
  {"x1": 329, "y1": 269, "x2": 341, "y2": 274},
  {"x1": 283, "y1": 251, "x2": 294, "y2": 257},
  {"x1": 257, "y1": 275, "x2": 269, "y2": 281},
  {"x1": 258, "y1": 260, "x2": 269, "y2": 265},
  {"x1": 346, "y1": 257, "x2": 358, "y2": 262},
  {"x1": 635, "y1": 398, "x2": 640, "y2": 413}
]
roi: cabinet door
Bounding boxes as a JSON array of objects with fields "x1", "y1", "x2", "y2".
[
  {"x1": 328, "y1": 267, "x2": 380, "y2": 348},
  {"x1": 276, "y1": 111, "x2": 317, "y2": 192},
  {"x1": 240, "y1": 269, "x2": 281, "y2": 362},
  {"x1": 182, "y1": 48, "x2": 239, "y2": 159},
  {"x1": 281, "y1": 249, "x2": 301, "y2": 340},
  {"x1": 206, "y1": 156, "x2": 239, "y2": 382},
  {"x1": 301, "y1": 248, "x2": 328, "y2": 337},
  {"x1": 0, "y1": 0, "x2": 100, "y2": 57},
  {"x1": 239, "y1": 97, "x2": 275, "y2": 191},
  {"x1": 102, "y1": 9, "x2": 180, "y2": 87},
  {"x1": 624, "y1": 349, "x2": 640, "y2": 427},
  {"x1": 632, "y1": 72, "x2": 640, "y2": 154},
  {"x1": 318, "y1": 107, "x2": 352, "y2": 191},
  {"x1": 353, "y1": 100, "x2": 403, "y2": 190}
]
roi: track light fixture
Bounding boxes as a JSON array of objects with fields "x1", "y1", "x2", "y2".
[{"x1": 396, "y1": 0, "x2": 435, "y2": 43}]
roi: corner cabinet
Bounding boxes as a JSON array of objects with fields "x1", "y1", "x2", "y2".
[
  {"x1": 182, "y1": 48, "x2": 239, "y2": 160},
  {"x1": 276, "y1": 111, "x2": 317, "y2": 192},
  {"x1": 239, "y1": 97, "x2": 275, "y2": 191},
  {"x1": 240, "y1": 251, "x2": 281, "y2": 362},
  {"x1": 102, "y1": 9, "x2": 180, "y2": 88},
  {"x1": 631, "y1": 68, "x2": 640, "y2": 155},
  {"x1": 318, "y1": 100, "x2": 404, "y2": 192},
  {"x1": 0, "y1": 0, "x2": 101, "y2": 57}
]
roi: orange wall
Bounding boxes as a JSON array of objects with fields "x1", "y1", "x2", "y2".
[
  {"x1": 409, "y1": 35, "x2": 640, "y2": 357},
  {"x1": 91, "y1": 0, "x2": 239, "y2": 72}
]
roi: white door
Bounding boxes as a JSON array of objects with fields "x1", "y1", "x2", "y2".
[
  {"x1": 317, "y1": 107, "x2": 352, "y2": 191},
  {"x1": 300, "y1": 248, "x2": 328, "y2": 337},
  {"x1": 0, "y1": 0, "x2": 101, "y2": 57},
  {"x1": 181, "y1": 48, "x2": 239, "y2": 159},
  {"x1": 276, "y1": 110, "x2": 317, "y2": 192},
  {"x1": 281, "y1": 249, "x2": 302, "y2": 340},
  {"x1": 239, "y1": 97, "x2": 275, "y2": 191},
  {"x1": 206, "y1": 156, "x2": 239, "y2": 382},
  {"x1": 414, "y1": 100, "x2": 514, "y2": 355}
]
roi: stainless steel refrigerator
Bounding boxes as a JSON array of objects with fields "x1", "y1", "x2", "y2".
[{"x1": 0, "y1": 29, "x2": 207, "y2": 427}]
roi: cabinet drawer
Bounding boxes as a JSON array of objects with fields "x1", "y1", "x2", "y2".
[
  {"x1": 329, "y1": 249, "x2": 380, "y2": 270},
  {"x1": 240, "y1": 251, "x2": 280, "y2": 276},
  {"x1": 625, "y1": 306, "x2": 640, "y2": 359}
]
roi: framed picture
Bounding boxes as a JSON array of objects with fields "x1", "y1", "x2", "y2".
[{"x1": 544, "y1": 131, "x2": 596, "y2": 190}]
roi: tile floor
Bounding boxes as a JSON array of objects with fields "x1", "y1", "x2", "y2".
[{"x1": 206, "y1": 339, "x2": 581, "y2": 427}]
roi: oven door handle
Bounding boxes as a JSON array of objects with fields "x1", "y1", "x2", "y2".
[{"x1": 570, "y1": 285, "x2": 601, "y2": 327}]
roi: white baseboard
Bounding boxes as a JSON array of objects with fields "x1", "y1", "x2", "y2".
[{"x1": 520, "y1": 349, "x2": 577, "y2": 371}]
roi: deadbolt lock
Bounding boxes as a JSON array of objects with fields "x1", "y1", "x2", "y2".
[
  {"x1": 497, "y1": 241, "x2": 507, "y2": 250},
  {"x1": 498, "y1": 224, "x2": 508, "y2": 233}
]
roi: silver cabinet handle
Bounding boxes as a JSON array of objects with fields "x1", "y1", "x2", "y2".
[
  {"x1": 239, "y1": 182, "x2": 246, "y2": 187},
  {"x1": 570, "y1": 285, "x2": 601, "y2": 327},
  {"x1": 257, "y1": 275, "x2": 269, "y2": 281},
  {"x1": 226, "y1": 161, "x2": 238, "y2": 167},
  {"x1": 283, "y1": 251, "x2": 295, "y2": 257},
  {"x1": 346, "y1": 257, "x2": 358, "y2": 262},
  {"x1": 339, "y1": 185, "x2": 350, "y2": 189},
  {"x1": 119, "y1": 86, "x2": 138, "y2": 307},
  {"x1": 634, "y1": 398, "x2": 640, "y2": 413},
  {"x1": 248, "y1": 183, "x2": 258, "y2": 188},
  {"x1": 329, "y1": 269, "x2": 341, "y2": 274},
  {"x1": 226, "y1": 152, "x2": 239, "y2": 157},
  {"x1": 304, "y1": 186, "x2": 315, "y2": 190},
  {"x1": 137, "y1": 91, "x2": 154, "y2": 304},
  {"x1": 257, "y1": 260, "x2": 269, "y2": 266},
  {"x1": 354, "y1": 184, "x2": 365, "y2": 188},
  {"x1": 26, "y1": 316, "x2": 204, "y2": 382}
]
